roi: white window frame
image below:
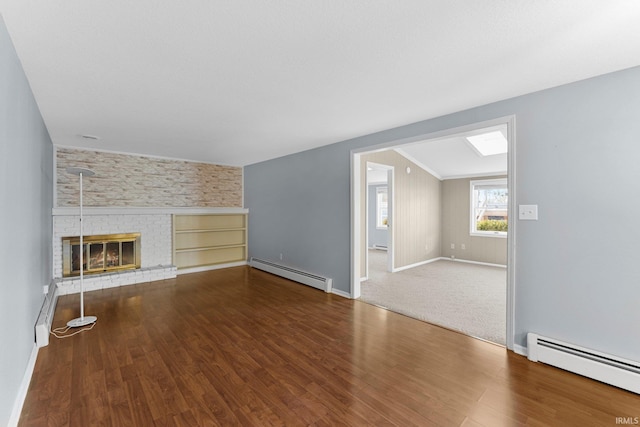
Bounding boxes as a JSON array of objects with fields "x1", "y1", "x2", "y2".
[
  {"x1": 376, "y1": 186, "x2": 388, "y2": 229},
  {"x1": 470, "y1": 178, "x2": 508, "y2": 238}
]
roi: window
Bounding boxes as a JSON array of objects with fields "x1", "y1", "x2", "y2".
[
  {"x1": 376, "y1": 187, "x2": 388, "y2": 229},
  {"x1": 470, "y1": 178, "x2": 507, "y2": 237}
]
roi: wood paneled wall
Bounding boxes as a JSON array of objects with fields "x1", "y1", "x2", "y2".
[{"x1": 361, "y1": 150, "x2": 442, "y2": 275}]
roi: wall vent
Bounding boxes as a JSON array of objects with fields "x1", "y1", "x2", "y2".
[
  {"x1": 527, "y1": 333, "x2": 640, "y2": 394},
  {"x1": 250, "y1": 257, "x2": 332, "y2": 293}
]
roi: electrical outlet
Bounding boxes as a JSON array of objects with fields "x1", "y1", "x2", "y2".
[
  {"x1": 461, "y1": 244, "x2": 466, "y2": 250},
  {"x1": 279, "y1": 253, "x2": 283, "y2": 260},
  {"x1": 450, "y1": 243, "x2": 455, "y2": 249},
  {"x1": 519, "y1": 204, "x2": 538, "y2": 220}
]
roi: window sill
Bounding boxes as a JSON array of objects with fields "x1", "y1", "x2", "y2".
[{"x1": 470, "y1": 232, "x2": 507, "y2": 239}]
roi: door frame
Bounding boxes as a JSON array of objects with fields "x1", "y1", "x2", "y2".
[
  {"x1": 350, "y1": 115, "x2": 516, "y2": 350},
  {"x1": 364, "y1": 162, "x2": 394, "y2": 280}
]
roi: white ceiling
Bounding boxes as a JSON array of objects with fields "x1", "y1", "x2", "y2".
[
  {"x1": 366, "y1": 124, "x2": 507, "y2": 182},
  {"x1": 397, "y1": 125, "x2": 508, "y2": 180},
  {"x1": 1, "y1": 1, "x2": 640, "y2": 166}
]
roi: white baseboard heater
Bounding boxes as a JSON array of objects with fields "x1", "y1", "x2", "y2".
[
  {"x1": 35, "y1": 282, "x2": 59, "y2": 348},
  {"x1": 527, "y1": 333, "x2": 640, "y2": 394},
  {"x1": 249, "y1": 257, "x2": 332, "y2": 293}
]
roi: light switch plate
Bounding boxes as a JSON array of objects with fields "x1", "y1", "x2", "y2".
[{"x1": 519, "y1": 204, "x2": 538, "y2": 220}]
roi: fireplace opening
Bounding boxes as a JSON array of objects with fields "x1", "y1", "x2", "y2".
[{"x1": 63, "y1": 233, "x2": 141, "y2": 277}]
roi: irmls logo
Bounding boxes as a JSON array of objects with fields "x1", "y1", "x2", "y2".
[{"x1": 616, "y1": 417, "x2": 640, "y2": 425}]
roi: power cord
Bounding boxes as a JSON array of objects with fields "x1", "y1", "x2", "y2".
[{"x1": 50, "y1": 321, "x2": 96, "y2": 339}]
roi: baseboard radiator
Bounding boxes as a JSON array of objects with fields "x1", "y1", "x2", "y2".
[
  {"x1": 527, "y1": 333, "x2": 640, "y2": 394},
  {"x1": 35, "y1": 282, "x2": 59, "y2": 348},
  {"x1": 249, "y1": 257, "x2": 332, "y2": 293}
]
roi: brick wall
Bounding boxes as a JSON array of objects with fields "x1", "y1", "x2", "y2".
[{"x1": 56, "y1": 147, "x2": 243, "y2": 208}]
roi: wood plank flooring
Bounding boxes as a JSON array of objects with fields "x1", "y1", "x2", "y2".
[{"x1": 20, "y1": 267, "x2": 640, "y2": 426}]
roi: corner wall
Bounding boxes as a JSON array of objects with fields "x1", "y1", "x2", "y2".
[
  {"x1": 245, "y1": 65, "x2": 640, "y2": 362},
  {"x1": 360, "y1": 150, "x2": 442, "y2": 274},
  {"x1": 0, "y1": 17, "x2": 53, "y2": 426},
  {"x1": 441, "y1": 176, "x2": 507, "y2": 265}
]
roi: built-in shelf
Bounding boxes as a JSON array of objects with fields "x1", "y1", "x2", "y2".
[{"x1": 173, "y1": 213, "x2": 247, "y2": 270}]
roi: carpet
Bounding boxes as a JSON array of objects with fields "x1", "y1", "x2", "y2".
[{"x1": 360, "y1": 250, "x2": 506, "y2": 345}]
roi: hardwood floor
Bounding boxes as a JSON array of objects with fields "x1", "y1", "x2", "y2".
[{"x1": 20, "y1": 267, "x2": 639, "y2": 426}]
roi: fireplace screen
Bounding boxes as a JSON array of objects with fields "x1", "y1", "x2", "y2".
[{"x1": 63, "y1": 233, "x2": 141, "y2": 277}]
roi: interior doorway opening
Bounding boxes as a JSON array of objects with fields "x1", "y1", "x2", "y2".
[{"x1": 351, "y1": 116, "x2": 515, "y2": 349}]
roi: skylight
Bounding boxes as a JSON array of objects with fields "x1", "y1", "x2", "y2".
[{"x1": 466, "y1": 131, "x2": 508, "y2": 156}]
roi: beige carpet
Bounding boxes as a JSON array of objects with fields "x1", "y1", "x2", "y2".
[{"x1": 361, "y1": 250, "x2": 506, "y2": 345}]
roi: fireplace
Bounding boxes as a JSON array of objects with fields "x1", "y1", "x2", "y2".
[{"x1": 62, "y1": 233, "x2": 141, "y2": 277}]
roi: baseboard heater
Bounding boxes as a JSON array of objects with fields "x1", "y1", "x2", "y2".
[
  {"x1": 249, "y1": 257, "x2": 332, "y2": 293},
  {"x1": 35, "y1": 282, "x2": 59, "y2": 348},
  {"x1": 527, "y1": 333, "x2": 640, "y2": 394}
]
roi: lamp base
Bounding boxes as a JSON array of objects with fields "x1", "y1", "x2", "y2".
[{"x1": 67, "y1": 316, "x2": 97, "y2": 328}]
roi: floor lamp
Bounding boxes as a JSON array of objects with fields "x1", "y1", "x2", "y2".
[{"x1": 66, "y1": 167, "x2": 98, "y2": 328}]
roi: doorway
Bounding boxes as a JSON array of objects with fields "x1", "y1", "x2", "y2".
[
  {"x1": 364, "y1": 162, "x2": 393, "y2": 279},
  {"x1": 351, "y1": 116, "x2": 516, "y2": 349}
]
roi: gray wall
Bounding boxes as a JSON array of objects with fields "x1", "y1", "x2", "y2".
[
  {"x1": 245, "y1": 65, "x2": 640, "y2": 361},
  {"x1": 367, "y1": 184, "x2": 388, "y2": 249},
  {"x1": 0, "y1": 17, "x2": 54, "y2": 426}
]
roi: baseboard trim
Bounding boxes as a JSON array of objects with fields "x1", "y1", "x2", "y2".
[
  {"x1": 331, "y1": 288, "x2": 352, "y2": 299},
  {"x1": 176, "y1": 261, "x2": 247, "y2": 275},
  {"x1": 8, "y1": 344, "x2": 38, "y2": 427},
  {"x1": 513, "y1": 343, "x2": 528, "y2": 357},
  {"x1": 441, "y1": 257, "x2": 507, "y2": 269},
  {"x1": 392, "y1": 257, "x2": 440, "y2": 273}
]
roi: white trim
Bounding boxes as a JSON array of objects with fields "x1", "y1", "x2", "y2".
[
  {"x1": 441, "y1": 257, "x2": 507, "y2": 269},
  {"x1": 351, "y1": 115, "x2": 517, "y2": 351},
  {"x1": 387, "y1": 168, "x2": 395, "y2": 274},
  {"x1": 392, "y1": 257, "x2": 441, "y2": 272},
  {"x1": 360, "y1": 276, "x2": 368, "y2": 282},
  {"x1": 53, "y1": 206, "x2": 249, "y2": 216},
  {"x1": 393, "y1": 148, "x2": 443, "y2": 180},
  {"x1": 351, "y1": 152, "x2": 362, "y2": 299},
  {"x1": 442, "y1": 171, "x2": 507, "y2": 181},
  {"x1": 331, "y1": 288, "x2": 352, "y2": 299},
  {"x1": 176, "y1": 261, "x2": 247, "y2": 275},
  {"x1": 470, "y1": 232, "x2": 507, "y2": 239},
  {"x1": 513, "y1": 344, "x2": 528, "y2": 357},
  {"x1": 505, "y1": 115, "x2": 516, "y2": 351},
  {"x1": 8, "y1": 344, "x2": 38, "y2": 427},
  {"x1": 469, "y1": 177, "x2": 508, "y2": 238}
]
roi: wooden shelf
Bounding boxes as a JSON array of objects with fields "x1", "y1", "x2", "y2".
[
  {"x1": 173, "y1": 213, "x2": 247, "y2": 270},
  {"x1": 175, "y1": 227, "x2": 245, "y2": 233},
  {"x1": 175, "y1": 243, "x2": 246, "y2": 253}
]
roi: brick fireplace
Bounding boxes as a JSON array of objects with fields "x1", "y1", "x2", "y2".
[{"x1": 52, "y1": 209, "x2": 177, "y2": 295}]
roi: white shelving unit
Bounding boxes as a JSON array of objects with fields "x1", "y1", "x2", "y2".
[{"x1": 173, "y1": 213, "x2": 247, "y2": 270}]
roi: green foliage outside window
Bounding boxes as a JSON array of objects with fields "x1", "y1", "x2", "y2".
[{"x1": 476, "y1": 219, "x2": 508, "y2": 232}]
